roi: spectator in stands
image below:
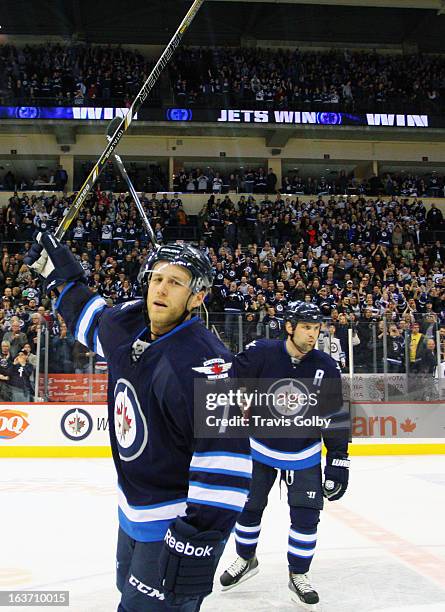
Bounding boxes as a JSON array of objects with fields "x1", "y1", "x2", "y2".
[
  {"x1": 262, "y1": 305, "x2": 282, "y2": 339},
  {"x1": 419, "y1": 338, "x2": 437, "y2": 374},
  {"x1": 385, "y1": 324, "x2": 405, "y2": 373},
  {"x1": 55, "y1": 165, "x2": 68, "y2": 193},
  {"x1": 116, "y1": 279, "x2": 134, "y2": 304},
  {"x1": 409, "y1": 321, "x2": 428, "y2": 373},
  {"x1": 0, "y1": 309, "x2": 7, "y2": 342},
  {"x1": 417, "y1": 337, "x2": 438, "y2": 399},
  {"x1": 426, "y1": 202, "x2": 444, "y2": 228},
  {"x1": 223, "y1": 281, "x2": 245, "y2": 351},
  {"x1": 439, "y1": 323, "x2": 445, "y2": 363},
  {"x1": 320, "y1": 323, "x2": 346, "y2": 370},
  {"x1": 266, "y1": 168, "x2": 277, "y2": 194},
  {"x1": 50, "y1": 321, "x2": 75, "y2": 373},
  {"x1": 2, "y1": 316, "x2": 28, "y2": 358},
  {"x1": 22, "y1": 342, "x2": 37, "y2": 369},
  {"x1": 26, "y1": 313, "x2": 44, "y2": 352},
  {"x1": 243, "y1": 311, "x2": 260, "y2": 346},
  {"x1": 0, "y1": 340, "x2": 13, "y2": 400},
  {"x1": 7, "y1": 350, "x2": 34, "y2": 401},
  {"x1": 73, "y1": 340, "x2": 94, "y2": 374}
]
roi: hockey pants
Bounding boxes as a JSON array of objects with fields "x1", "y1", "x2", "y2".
[
  {"x1": 234, "y1": 460, "x2": 323, "y2": 574},
  {"x1": 116, "y1": 527, "x2": 224, "y2": 612}
]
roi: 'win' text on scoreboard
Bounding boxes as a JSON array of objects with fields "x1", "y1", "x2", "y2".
[{"x1": 216, "y1": 109, "x2": 429, "y2": 127}]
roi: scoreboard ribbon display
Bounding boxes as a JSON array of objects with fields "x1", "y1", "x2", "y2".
[{"x1": 0, "y1": 105, "x2": 434, "y2": 129}]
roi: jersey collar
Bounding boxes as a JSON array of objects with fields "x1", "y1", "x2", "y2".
[
  {"x1": 151, "y1": 315, "x2": 200, "y2": 346},
  {"x1": 134, "y1": 315, "x2": 200, "y2": 346}
]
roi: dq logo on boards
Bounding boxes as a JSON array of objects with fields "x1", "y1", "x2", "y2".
[{"x1": 0, "y1": 409, "x2": 30, "y2": 440}]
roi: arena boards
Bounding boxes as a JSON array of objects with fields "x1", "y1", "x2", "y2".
[{"x1": 0, "y1": 403, "x2": 443, "y2": 457}]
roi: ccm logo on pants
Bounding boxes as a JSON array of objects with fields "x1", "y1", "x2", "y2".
[
  {"x1": 129, "y1": 575, "x2": 165, "y2": 600},
  {"x1": 164, "y1": 529, "x2": 214, "y2": 557}
]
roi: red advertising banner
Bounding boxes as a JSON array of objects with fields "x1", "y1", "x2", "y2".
[{"x1": 41, "y1": 374, "x2": 108, "y2": 402}]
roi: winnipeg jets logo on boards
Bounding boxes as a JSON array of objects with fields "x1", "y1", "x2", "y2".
[
  {"x1": 192, "y1": 358, "x2": 232, "y2": 379},
  {"x1": 60, "y1": 407, "x2": 93, "y2": 441},
  {"x1": 114, "y1": 378, "x2": 148, "y2": 462}
]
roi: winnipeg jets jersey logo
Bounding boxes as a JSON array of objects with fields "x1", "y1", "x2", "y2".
[
  {"x1": 114, "y1": 378, "x2": 148, "y2": 462},
  {"x1": 192, "y1": 358, "x2": 232, "y2": 380}
]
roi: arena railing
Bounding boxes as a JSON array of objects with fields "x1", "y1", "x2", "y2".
[{"x1": 20, "y1": 312, "x2": 443, "y2": 405}]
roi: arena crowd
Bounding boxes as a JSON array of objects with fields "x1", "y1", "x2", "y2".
[
  {"x1": 1, "y1": 187, "x2": 444, "y2": 400},
  {"x1": 0, "y1": 43, "x2": 159, "y2": 107},
  {"x1": 170, "y1": 47, "x2": 444, "y2": 112},
  {"x1": 172, "y1": 167, "x2": 445, "y2": 198},
  {"x1": 1, "y1": 42, "x2": 444, "y2": 114}
]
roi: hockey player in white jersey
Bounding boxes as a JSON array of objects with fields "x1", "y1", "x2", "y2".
[
  {"x1": 220, "y1": 302, "x2": 350, "y2": 610},
  {"x1": 25, "y1": 233, "x2": 251, "y2": 612}
]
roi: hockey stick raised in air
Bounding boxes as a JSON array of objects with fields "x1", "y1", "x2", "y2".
[
  {"x1": 106, "y1": 117, "x2": 159, "y2": 247},
  {"x1": 54, "y1": 0, "x2": 205, "y2": 241}
]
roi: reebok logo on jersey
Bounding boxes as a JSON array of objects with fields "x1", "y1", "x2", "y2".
[
  {"x1": 164, "y1": 529, "x2": 214, "y2": 557},
  {"x1": 128, "y1": 575, "x2": 164, "y2": 599}
]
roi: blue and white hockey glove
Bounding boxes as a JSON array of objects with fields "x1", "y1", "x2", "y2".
[
  {"x1": 323, "y1": 452, "x2": 350, "y2": 501},
  {"x1": 23, "y1": 232, "x2": 85, "y2": 295},
  {"x1": 159, "y1": 517, "x2": 222, "y2": 605}
]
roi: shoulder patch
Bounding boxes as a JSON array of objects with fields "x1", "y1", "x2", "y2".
[{"x1": 192, "y1": 358, "x2": 232, "y2": 379}]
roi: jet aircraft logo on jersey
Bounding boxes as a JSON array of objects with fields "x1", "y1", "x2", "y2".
[
  {"x1": 114, "y1": 379, "x2": 148, "y2": 462},
  {"x1": 61, "y1": 407, "x2": 93, "y2": 441},
  {"x1": 192, "y1": 358, "x2": 232, "y2": 379}
]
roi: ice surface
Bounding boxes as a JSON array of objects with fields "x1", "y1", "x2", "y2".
[{"x1": 1, "y1": 456, "x2": 444, "y2": 611}]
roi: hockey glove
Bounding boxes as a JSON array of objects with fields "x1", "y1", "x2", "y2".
[
  {"x1": 159, "y1": 517, "x2": 222, "y2": 605},
  {"x1": 23, "y1": 232, "x2": 85, "y2": 295},
  {"x1": 323, "y1": 452, "x2": 350, "y2": 501}
]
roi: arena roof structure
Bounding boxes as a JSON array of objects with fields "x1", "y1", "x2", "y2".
[{"x1": 1, "y1": 0, "x2": 445, "y2": 51}]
